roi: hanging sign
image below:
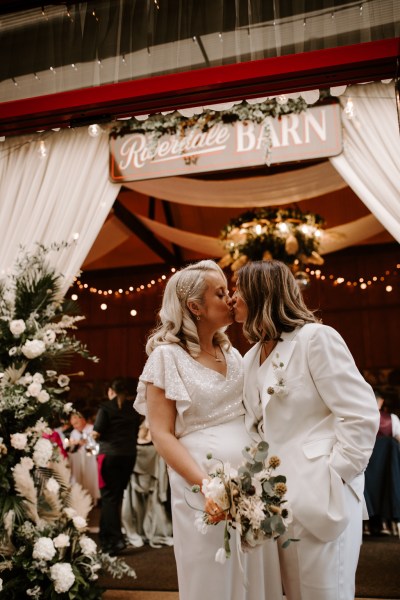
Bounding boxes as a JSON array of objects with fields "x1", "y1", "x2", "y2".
[{"x1": 109, "y1": 104, "x2": 342, "y2": 182}]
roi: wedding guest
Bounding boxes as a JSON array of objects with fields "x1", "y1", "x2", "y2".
[
  {"x1": 134, "y1": 260, "x2": 283, "y2": 600},
  {"x1": 364, "y1": 390, "x2": 400, "y2": 536},
  {"x1": 68, "y1": 411, "x2": 100, "y2": 504},
  {"x1": 92, "y1": 377, "x2": 141, "y2": 555},
  {"x1": 233, "y1": 259, "x2": 379, "y2": 600}
]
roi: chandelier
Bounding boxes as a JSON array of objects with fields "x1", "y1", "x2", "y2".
[{"x1": 219, "y1": 206, "x2": 325, "y2": 287}]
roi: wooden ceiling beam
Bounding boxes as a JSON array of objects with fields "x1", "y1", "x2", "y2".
[{"x1": 113, "y1": 200, "x2": 176, "y2": 265}]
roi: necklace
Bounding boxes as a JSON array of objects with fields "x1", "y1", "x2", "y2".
[{"x1": 200, "y1": 345, "x2": 224, "y2": 363}]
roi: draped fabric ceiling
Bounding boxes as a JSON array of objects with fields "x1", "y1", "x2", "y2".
[
  {"x1": 83, "y1": 161, "x2": 391, "y2": 271},
  {"x1": 83, "y1": 81, "x2": 398, "y2": 271}
]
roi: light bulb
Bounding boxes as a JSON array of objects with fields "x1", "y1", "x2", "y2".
[{"x1": 88, "y1": 124, "x2": 102, "y2": 137}]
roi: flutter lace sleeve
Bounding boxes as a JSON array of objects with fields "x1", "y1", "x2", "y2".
[{"x1": 134, "y1": 345, "x2": 191, "y2": 417}]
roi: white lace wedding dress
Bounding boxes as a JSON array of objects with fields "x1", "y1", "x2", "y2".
[{"x1": 135, "y1": 344, "x2": 283, "y2": 600}]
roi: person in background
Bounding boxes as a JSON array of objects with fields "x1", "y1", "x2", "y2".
[
  {"x1": 233, "y1": 259, "x2": 379, "y2": 600},
  {"x1": 134, "y1": 259, "x2": 283, "y2": 600},
  {"x1": 68, "y1": 410, "x2": 100, "y2": 504},
  {"x1": 92, "y1": 377, "x2": 142, "y2": 555},
  {"x1": 364, "y1": 390, "x2": 400, "y2": 537},
  {"x1": 375, "y1": 390, "x2": 400, "y2": 442}
]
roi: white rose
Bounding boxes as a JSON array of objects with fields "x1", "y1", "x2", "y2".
[
  {"x1": 10, "y1": 319, "x2": 26, "y2": 336},
  {"x1": 32, "y1": 537, "x2": 56, "y2": 561},
  {"x1": 37, "y1": 390, "x2": 50, "y2": 404},
  {"x1": 27, "y1": 382, "x2": 42, "y2": 397},
  {"x1": 46, "y1": 477, "x2": 60, "y2": 494},
  {"x1": 32, "y1": 373, "x2": 44, "y2": 384},
  {"x1": 79, "y1": 535, "x2": 97, "y2": 555},
  {"x1": 50, "y1": 563, "x2": 75, "y2": 593},
  {"x1": 215, "y1": 548, "x2": 227, "y2": 564},
  {"x1": 72, "y1": 515, "x2": 87, "y2": 530},
  {"x1": 43, "y1": 329, "x2": 56, "y2": 344},
  {"x1": 10, "y1": 433, "x2": 28, "y2": 450},
  {"x1": 53, "y1": 533, "x2": 70, "y2": 548},
  {"x1": 9, "y1": 347, "x2": 18, "y2": 356},
  {"x1": 57, "y1": 374, "x2": 70, "y2": 388},
  {"x1": 202, "y1": 477, "x2": 230, "y2": 511},
  {"x1": 21, "y1": 339, "x2": 46, "y2": 359}
]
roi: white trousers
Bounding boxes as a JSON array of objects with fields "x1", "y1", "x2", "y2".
[{"x1": 278, "y1": 484, "x2": 362, "y2": 600}]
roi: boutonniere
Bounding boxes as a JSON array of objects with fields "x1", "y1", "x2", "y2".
[{"x1": 267, "y1": 354, "x2": 287, "y2": 398}]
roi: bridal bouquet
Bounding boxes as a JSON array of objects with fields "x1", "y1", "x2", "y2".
[{"x1": 192, "y1": 441, "x2": 293, "y2": 562}]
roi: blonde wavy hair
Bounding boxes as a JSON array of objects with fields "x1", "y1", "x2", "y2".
[
  {"x1": 236, "y1": 260, "x2": 318, "y2": 344},
  {"x1": 146, "y1": 260, "x2": 231, "y2": 357}
]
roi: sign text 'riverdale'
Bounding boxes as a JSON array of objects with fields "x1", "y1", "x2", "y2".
[{"x1": 109, "y1": 104, "x2": 342, "y2": 182}]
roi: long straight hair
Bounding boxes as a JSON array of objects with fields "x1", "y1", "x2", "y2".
[{"x1": 236, "y1": 260, "x2": 318, "y2": 344}]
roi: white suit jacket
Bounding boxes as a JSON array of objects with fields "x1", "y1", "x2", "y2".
[{"x1": 243, "y1": 323, "x2": 379, "y2": 542}]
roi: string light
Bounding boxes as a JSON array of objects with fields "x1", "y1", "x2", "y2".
[{"x1": 305, "y1": 265, "x2": 398, "y2": 291}]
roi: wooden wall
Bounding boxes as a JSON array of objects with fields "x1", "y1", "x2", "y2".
[{"x1": 68, "y1": 243, "x2": 400, "y2": 413}]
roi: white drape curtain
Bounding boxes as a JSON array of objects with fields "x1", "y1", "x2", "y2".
[
  {"x1": 124, "y1": 162, "x2": 347, "y2": 207},
  {"x1": 330, "y1": 82, "x2": 400, "y2": 243},
  {"x1": 0, "y1": 128, "x2": 120, "y2": 293}
]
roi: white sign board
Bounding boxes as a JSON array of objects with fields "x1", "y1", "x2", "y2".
[{"x1": 110, "y1": 104, "x2": 342, "y2": 182}]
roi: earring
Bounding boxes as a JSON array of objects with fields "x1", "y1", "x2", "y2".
[{"x1": 196, "y1": 315, "x2": 201, "y2": 321}]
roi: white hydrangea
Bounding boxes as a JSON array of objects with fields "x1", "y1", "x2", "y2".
[
  {"x1": 9, "y1": 319, "x2": 26, "y2": 336},
  {"x1": 32, "y1": 537, "x2": 56, "y2": 561},
  {"x1": 32, "y1": 437, "x2": 53, "y2": 467},
  {"x1": 10, "y1": 432, "x2": 28, "y2": 450},
  {"x1": 21, "y1": 339, "x2": 46, "y2": 359},
  {"x1": 53, "y1": 533, "x2": 70, "y2": 548},
  {"x1": 50, "y1": 562, "x2": 75, "y2": 593},
  {"x1": 79, "y1": 535, "x2": 97, "y2": 555},
  {"x1": 46, "y1": 477, "x2": 60, "y2": 495},
  {"x1": 72, "y1": 515, "x2": 87, "y2": 530}
]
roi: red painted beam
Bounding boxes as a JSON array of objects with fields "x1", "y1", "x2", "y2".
[{"x1": 0, "y1": 37, "x2": 398, "y2": 136}]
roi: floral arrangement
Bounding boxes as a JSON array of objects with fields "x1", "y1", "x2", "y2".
[
  {"x1": 110, "y1": 98, "x2": 308, "y2": 142},
  {"x1": 110, "y1": 98, "x2": 308, "y2": 164},
  {"x1": 219, "y1": 206, "x2": 325, "y2": 276},
  {"x1": 0, "y1": 243, "x2": 135, "y2": 598},
  {"x1": 192, "y1": 441, "x2": 294, "y2": 563}
]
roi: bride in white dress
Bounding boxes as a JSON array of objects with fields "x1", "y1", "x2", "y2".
[{"x1": 134, "y1": 260, "x2": 283, "y2": 600}]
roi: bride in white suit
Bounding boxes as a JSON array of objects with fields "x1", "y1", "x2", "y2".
[{"x1": 233, "y1": 260, "x2": 379, "y2": 600}]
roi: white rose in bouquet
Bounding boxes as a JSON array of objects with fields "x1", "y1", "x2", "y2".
[{"x1": 9, "y1": 319, "x2": 26, "y2": 336}]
